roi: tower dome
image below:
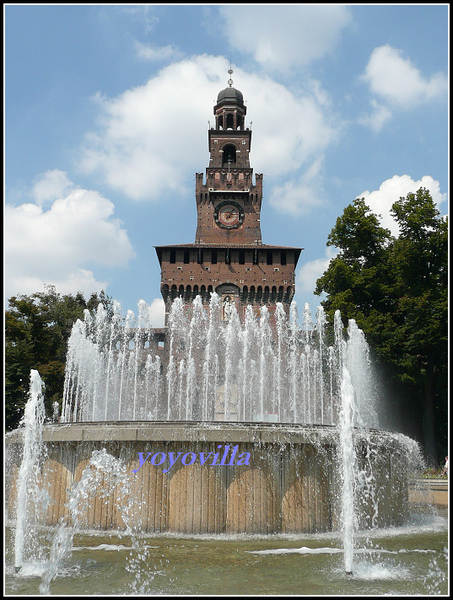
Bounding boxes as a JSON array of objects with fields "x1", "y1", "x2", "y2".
[
  {"x1": 216, "y1": 85, "x2": 244, "y2": 107},
  {"x1": 213, "y1": 69, "x2": 247, "y2": 130}
]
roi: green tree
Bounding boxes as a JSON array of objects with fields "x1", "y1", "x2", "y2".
[
  {"x1": 5, "y1": 287, "x2": 113, "y2": 431},
  {"x1": 315, "y1": 189, "x2": 448, "y2": 465}
]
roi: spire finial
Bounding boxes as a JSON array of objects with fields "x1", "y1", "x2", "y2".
[{"x1": 228, "y1": 66, "x2": 233, "y2": 88}]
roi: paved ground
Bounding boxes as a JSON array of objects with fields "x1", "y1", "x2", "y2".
[{"x1": 408, "y1": 478, "x2": 448, "y2": 507}]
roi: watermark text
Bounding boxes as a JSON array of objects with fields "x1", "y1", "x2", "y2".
[{"x1": 132, "y1": 444, "x2": 250, "y2": 474}]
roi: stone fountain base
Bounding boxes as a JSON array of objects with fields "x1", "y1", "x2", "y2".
[{"x1": 6, "y1": 422, "x2": 410, "y2": 535}]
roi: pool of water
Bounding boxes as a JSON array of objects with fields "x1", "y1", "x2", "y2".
[{"x1": 5, "y1": 509, "x2": 448, "y2": 596}]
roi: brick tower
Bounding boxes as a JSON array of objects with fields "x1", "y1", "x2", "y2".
[{"x1": 156, "y1": 72, "x2": 303, "y2": 324}]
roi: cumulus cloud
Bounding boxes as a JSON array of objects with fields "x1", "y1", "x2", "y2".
[
  {"x1": 32, "y1": 169, "x2": 74, "y2": 205},
  {"x1": 219, "y1": 5, "x2": 352, "y2": 72},
  {"x1": 362, "y1": 45, "x2": 447, "y2": 108},
  {"x1": 269, "y1": 156, "x2": 326, "y2": 216},
  {"x1": 79, "y1": 55, "x2": 337, "y2": 203},
  {"x1": 357, "y1": 174, "x2": 446, "y2": 237},
  {"x1": 359, "y1": 45, "x2": 447, "y2": 132},
  {"x1": 296, "y1": 247, "x2": 338, "y2": 296},
  {"x1": 5, "y1": 172, "x2": 135, "y2": 300},
  {"x1": 146, "y1": 298, "x2": 166, "y2": 328}
]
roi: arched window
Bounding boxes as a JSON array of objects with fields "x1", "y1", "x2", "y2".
[{"x1": 222, "y1": 144, "x2": 236, "y2": 167}]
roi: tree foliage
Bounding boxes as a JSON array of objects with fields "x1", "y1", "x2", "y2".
[
  {"x1": 5, "y1": 287, "x2": 113, "y2": 431},
  {"x1": 315, "y1": 188, "x2": 448, "y2": 464}
]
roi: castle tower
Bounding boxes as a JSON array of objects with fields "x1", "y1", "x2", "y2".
[{"x1": 156, "y1": 72, "x2": 303, "y2": 324}]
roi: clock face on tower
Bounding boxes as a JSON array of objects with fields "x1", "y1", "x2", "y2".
[{"x1": 214, "y1": 200, "x2": 244, "y2": 229}]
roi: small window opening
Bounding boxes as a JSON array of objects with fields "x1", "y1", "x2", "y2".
[{"x1": 222, "y1": 144, "x2": 236, "y2": 167}]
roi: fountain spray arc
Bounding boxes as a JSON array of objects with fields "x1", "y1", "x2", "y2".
[
  {"x1": 13, "y1": 370, "x2": 46, "y2": 572},
  {"x1": 61, "y1": 295, "x2": 379, "y2": 430}
]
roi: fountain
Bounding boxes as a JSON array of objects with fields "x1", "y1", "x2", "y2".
[
  {"x1": 5, "y1": 296, "x2": 447, "y2": 594},
  {"x1": 59, "y1": 295, "x2": 376, "y2": 427},
  {"x1": 12, "y1": 370, "x2": 47, "y2": 573}
]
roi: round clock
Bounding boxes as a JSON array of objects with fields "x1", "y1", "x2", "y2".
[{"x1": 214, "y1": 201, "x2": 244, "y2": 229}]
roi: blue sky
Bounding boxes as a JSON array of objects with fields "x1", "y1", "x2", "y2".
[{"x1": 5, "y1": 4, "x2": 448, "y2": 325}]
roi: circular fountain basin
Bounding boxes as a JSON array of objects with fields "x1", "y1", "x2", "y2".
[{"x1": 6, "y1": 421, "x2": 411, "y2": 535}]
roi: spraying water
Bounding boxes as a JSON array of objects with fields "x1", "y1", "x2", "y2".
[
  {"x1": 14, "y1": 370, "x2": 46, "y2": 572},
  {"x1": 39, "y1": 449, "x2": 144, "y2": 595},
  {"x1": 339, "y1": 363, "x2": 357, "y2": 574},
  {"x1": 61, "y1": 296, "x2": 378, "y2": 433}
]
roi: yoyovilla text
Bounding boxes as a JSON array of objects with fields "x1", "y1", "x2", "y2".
[{"x1": 133, "y1": 445, "x2": 251, "y2": 474}]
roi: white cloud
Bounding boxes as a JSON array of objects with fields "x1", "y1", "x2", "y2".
[
  {"x1": 79, "y1": 56, "x2": 337, "y2": 202},
  {"x1": 5, "y1": 173, "x2": 135, "y2": 300},
  {"x1": 358, "y1": 99, "x2": 392, "y2": 133},
  {"x1": 357, "y1": 174, "x2": 446, "y2": 237},
  {"x1": 296, "y1": 247, "x2": 338, "y2": 296},
  {"x1": 146, "y1": 298, "x2": 166, "y2": 328},
  {"x1": 219, "y1": 5, "x2": 352, "y2": 72},
  {"x1": 362, "y1": 45, "x2": 447, "y2": 108},
  {"x1": 269, "y1": 156, "x2": 326, "y2": 216},
  {"x1": 32, "y1": 169, "x2": 74, "y2": 205},
  {"x1": 134, "y1": 41, "x2": 183, "y2": 62},
  {"x1": 250, "y1": 80, "x2": 336, "y2": 177}
]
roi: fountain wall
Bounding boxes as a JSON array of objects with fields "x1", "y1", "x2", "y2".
[
  {"x1": 5, "y1": 299, "x2": 422, "y2": 538},
  {"x1": 6, "y1": 421, "x2": 411, "y2": 535}
]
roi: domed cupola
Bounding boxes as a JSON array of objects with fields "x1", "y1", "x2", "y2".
[
  {"x1": 214, "y1": 69, "x2": 247, "y2": 130},
  {"x1": 216, "y1": 85, "x2": 244, "y2": 107}
]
